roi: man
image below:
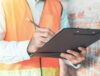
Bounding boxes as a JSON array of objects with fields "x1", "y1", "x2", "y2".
[{"x1": 0, "y1": 0, "x2": 86, "y2": 76}]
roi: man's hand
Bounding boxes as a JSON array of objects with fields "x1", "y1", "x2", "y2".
[
  {"x1": 60, "y1": 47, "x2": 86, "y2": 64},
  {"x1": 27, "y1": 27, "x2": 55, "y2": 53}
]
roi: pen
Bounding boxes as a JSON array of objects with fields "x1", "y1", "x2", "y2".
[
  {"x1": 30, "y1": 19, "x2": 40, "y2": 28},
  {"x1": 26, "y1": 17, "x2": 40, "y2": 29}
]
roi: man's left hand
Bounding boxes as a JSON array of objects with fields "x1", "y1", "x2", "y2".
[{"x1": 60, "y1": 47, "x2": 86, "y2": 64}]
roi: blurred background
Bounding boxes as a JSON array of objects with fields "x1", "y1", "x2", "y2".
[{"x1": 61, "y1": 0, "x2": 100, "y2": 76}]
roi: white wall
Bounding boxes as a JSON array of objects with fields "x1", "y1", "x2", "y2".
[{"x1": 62, "y1": 0, "x2": 100, "y2": 29}]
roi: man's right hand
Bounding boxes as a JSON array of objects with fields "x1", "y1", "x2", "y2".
[{"x1": 27, "y1": 27, "x2": 55, "y2": 54}]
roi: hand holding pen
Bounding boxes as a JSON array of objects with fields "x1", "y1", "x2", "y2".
[
  {"x1": 27, "y1": 18, "x2": 55, "y2": 53},
  {"x1": 27, "y1": 18, "x2": 86, "y2": 64}
]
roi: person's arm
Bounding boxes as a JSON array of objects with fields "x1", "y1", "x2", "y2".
[
  {"x1": 60, "y1": 9, "x2": 83, "y2": 69},
  {"x1": 0, "y1": 2, "x2": 30, "y2": 64}
]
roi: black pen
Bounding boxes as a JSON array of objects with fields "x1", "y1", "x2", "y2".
[
  {"x1": 26, "y1": 17, "x2": 40, "y2": 29},
  {"x1": 30, "y1": 19, "x2": 40, "y2": 28}
]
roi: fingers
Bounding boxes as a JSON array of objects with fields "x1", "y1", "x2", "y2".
[
  {"x1": 28, "y1": 27, "x2": 55, "y2": 53},
  {"x1": 34, "y1": 28, "x2": 54, "y2": 42},
  {"x1": 60, "y1": 53, "x2": 82, "y2": 64},
  {"x1": 67, "y1": 50, "x2": 80, "y2": 58},
  {"x1": 60, "y1": 47, "x2": 86, "y2": 64},
  {"x1": 78, "y1": 47, "x2": 86, "y2": 56},
  {"x1": 60, "y1": 53, "x2": 75, "y2": 62},
  {"x1": 34, "y1": 36, "x2": 50, "y2": 47},
  {"x1": 36, "y1": 27, "x2": 55, "y2": 37}
]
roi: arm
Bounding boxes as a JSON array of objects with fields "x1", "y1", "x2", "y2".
[
  {"x1": 60, "y1": 9, "x2": 84, "y2": 69},
  {"x1": 0, "y1": 2, "x2": 30, "y2": 64}
]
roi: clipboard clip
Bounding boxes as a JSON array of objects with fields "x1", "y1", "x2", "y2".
[{"x1": 74, "y1": 30, "x2": 100, "y2": 35}]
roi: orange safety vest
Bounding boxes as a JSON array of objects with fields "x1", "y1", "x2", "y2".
[{"x1": 1, "y1": 0, "x2": 62, "y2": 76}]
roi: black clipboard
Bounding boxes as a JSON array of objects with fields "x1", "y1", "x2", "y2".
[{"x1": 33, "y1": 28, "x2": 100, "y2": 58}]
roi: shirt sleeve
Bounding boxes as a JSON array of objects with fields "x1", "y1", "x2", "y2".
[
  {"x1": 0, "y1": 1, "x2": 30, "y2": 64},
  {"x1": 0, "y1": 41, "x2": 30, "y2": 64}
]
